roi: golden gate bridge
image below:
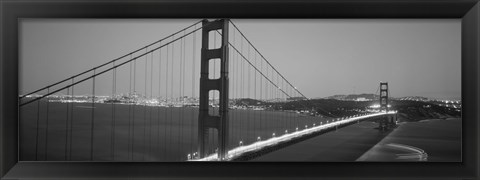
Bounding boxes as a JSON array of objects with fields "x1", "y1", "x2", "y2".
[{"x1": 19, "y1": 19, "x2": 397, "y2": 162}]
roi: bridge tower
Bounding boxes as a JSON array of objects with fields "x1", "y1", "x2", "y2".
[
  {"x1": 198, "y1": 19, "x2": 230, "y2": 160},
  {"x1": 379, "y1": 82, "x2": 388, "y2": 113},
  {"x1": 378, "y1": 82, "x2": 396, "y2": 130}
]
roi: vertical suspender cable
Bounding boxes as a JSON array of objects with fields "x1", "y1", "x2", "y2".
[
  {"x1": 149, "y1": 48, "x2": 154, "y2": 160},
  {"x1": 253, "y1": 50, "x2": 256, "y2": 146},
  {"x1": 91, "y1": 69, "x2": 96, "y2": 161},
  {"x1": 128, "y1": 54, "x2": 133, "y2": 161},
  {"x1": 232, "y1": 29, "x2": 238, "y2": 151},
  {"x1": 233, "y1": 29, "x2": 239, "y2": 151},
  {"x1": 65, "y1": 86, "x2": 70, "y2": 160},
  {"x1": 164, "y1": 44, "x2": 169, "y2": 160},
  {"x1": 247, "y1": 44, "x2": 250, "y2": 143},
  {"x1": 180, "y1": 31, "x2": 185, "y2": 160},
  {"x1": 282, "y1": 77, "x2": 285, "y2": 132},
  {"x1": 112, "y1": 61, "x2": 117, "y2": 161},
  {"x1": 157, "y1": 42, "x2": 162, "y2": 158},
  {"x1": 260, "y1": 52, "x2": 263, "y2": 138},
  {"x1": 287, "y1": 85, "x2": 290, "y2": 132},
  {"x1": 35, "y1": 100, "x2": 40, "y2": 161},
  {"x1": 191, "y1": 25, "x2": 196, "y2": 157},
  {"x1": 132, "y1": 53, "x2": 137, "y2": 161},
  {"x1": 178, "y1": 36, "x2": 182, "y2": 159},
  {"x1": 45, "y1": 88, "x2": 50, "y2": 160},
  {"x1": 291, "y1": 87, "x2": 294, "y2": 131},
  {"x1": 170, "y1": 36, "x2": 174, "y2": 160},
  {"x1": 275, "y1": 70, "x2": 278, "y2": 134},
  {"x1": 275, "y1": 73, "x2": 278, "y2": 136},
  {"x1": 182, "y1": 30, "x2": 187, "y2": 160},
  {"x1": 240, "y1": 36, "x2": 244, "y2": 145},
  {"x1": 266, "y1": 65, "x2": 270, "y2": 135},
  {"x1": 235, "y1": 38, "x2": 240, "y2": 148},
  {"x1": 230, "y1": 30, "x2": 234, "y2": 150},
  {"x1": 229, "y1": 39, "x2": 234, "y2": 151},
  {"x1": 133, "y1": 51, "x2": 138, "y2": 160},
  {"x1": 144, "y1": 48, "x2": 148, "y2": 161},
  {"x1": 267, "y1": 66, "x2": 270, "y2": 134},
  {"x1": 69, "y1": 78, "x2": 74, "y2": 160}
]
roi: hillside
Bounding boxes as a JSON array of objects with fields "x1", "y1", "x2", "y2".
[{"x1": 324, "y1": 93, "x2": 379, "y2": 101}]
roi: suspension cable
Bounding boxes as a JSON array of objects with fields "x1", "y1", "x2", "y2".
[
  {"x1": 21, "y1": 22, "x2": 207, "y2": 107},
  {"x1": 20, "y1": 20, "x2": 204, "y2": 100}
]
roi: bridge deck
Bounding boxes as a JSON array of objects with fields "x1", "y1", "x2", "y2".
[
  {"x1": 192, "y1": 111, "x2": 396, "y2": 161},
  {"x1": 250, "y1": 121, "x2": 389, "y2": 161}
]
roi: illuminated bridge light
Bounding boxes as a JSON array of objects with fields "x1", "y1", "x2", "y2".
[
  {"x1": 285, "y1": 130, "x2": 288, "y2": 134},
  {"x1": 239, "y1": 141, "x2": 243, "y2": 146},
  {"x1": 257, "y1": 137, "x2": 261, "y2": 141},
  {"x1": 272, "y1": 133, "x2": 276, "y2": 137}
]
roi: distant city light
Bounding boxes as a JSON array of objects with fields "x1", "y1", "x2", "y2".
[{"x1": 370, "y1": 104, "x2": 381, "y2": 108}]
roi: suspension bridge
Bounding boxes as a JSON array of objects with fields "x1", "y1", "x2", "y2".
[{"x1": 18, "y1": 19, "x2": 397, "y2": 162}]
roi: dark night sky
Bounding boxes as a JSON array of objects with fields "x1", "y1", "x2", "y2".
[{"x1": 20, "y1": 19, "x2": 461, "y2": 100}]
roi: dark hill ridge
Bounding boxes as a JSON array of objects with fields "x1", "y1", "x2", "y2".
[
  {"x1": 233, "y1": 98, "x2": 264, "y2": 106},
  {"x1": 323, "y1": 93, "x2": 453, "y2": 102},
  {"x1": 324, "y1": 93, "x2": 379, "y2": 101}
]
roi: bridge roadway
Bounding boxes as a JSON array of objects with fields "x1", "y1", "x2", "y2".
[{"x1": 192, "y1": 111, "x2": 397, "y2": 161}]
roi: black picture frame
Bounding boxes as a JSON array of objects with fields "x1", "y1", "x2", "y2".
[{"x1": 1, "y1": 0, "x2": 478, "y2": 179}]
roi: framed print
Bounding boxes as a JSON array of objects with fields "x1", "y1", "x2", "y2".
[{"x1": 1, "y1": 0, "x2": 479, "y2": 179}]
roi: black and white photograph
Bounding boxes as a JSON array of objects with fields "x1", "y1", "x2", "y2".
[{"x1": 17, "y1": 19, "x2": 462, "y2": 162}]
